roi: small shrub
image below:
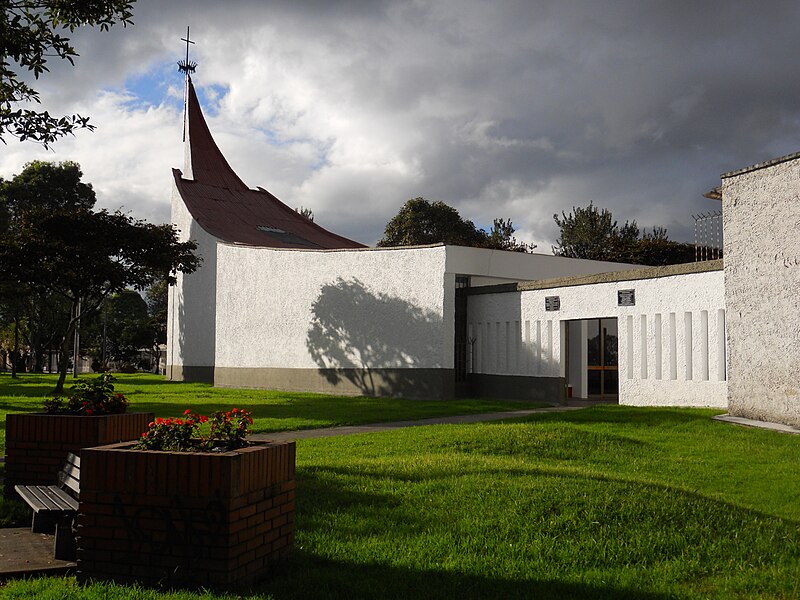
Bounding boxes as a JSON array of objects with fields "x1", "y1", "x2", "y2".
[{"x1": 44, "y1": 373, "x2": 128, "y2": 415}]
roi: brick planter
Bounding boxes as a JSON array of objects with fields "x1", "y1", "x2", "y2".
[
  {"x1": 3, "y1": 412, "x2": 153, "y2": 494},
  {"x1": 76, "y1": 440, "x2": 296, "y2": 588}
]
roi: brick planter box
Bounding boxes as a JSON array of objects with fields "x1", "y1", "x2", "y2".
[
  {"x1": 3, "y1": 412, "x2": 153, "y2": 494},
  {"x1": 76, "y1": 440, "x2": 296, "y2": 588}
]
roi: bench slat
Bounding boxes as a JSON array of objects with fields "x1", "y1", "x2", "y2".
[
  {"x1": 16, "y1": 485, "x2": 78, "y2": 512},
  {"x1": 57, "y1": 470, "x2": 80, "y2": 496}
]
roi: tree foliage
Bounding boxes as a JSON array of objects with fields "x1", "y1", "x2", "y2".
[
  {"x1": 377, "y1": 197, "x2": 533, "y2": 252},
  {"x1": 1, "y1": 0, "x2": 135, "y2": 147},
  {"x1": 552, "y1": 203, "x2": 696, "y2": 266},
  {"x1": 96, "y1": 290, "x2": 152, "y2": 366},
  {"x1": 0, "y1": 160, "x2": 198, "y2": 391}
]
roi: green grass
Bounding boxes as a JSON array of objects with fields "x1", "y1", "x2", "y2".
[
  {"x1": 2, "y1": 378, "x2": 799, "y2": 598},
  {"x1": 0, "y1": 372, "x2": 539, "y2": 454}
]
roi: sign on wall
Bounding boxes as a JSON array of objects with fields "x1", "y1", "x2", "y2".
[
  {"x1": 545, "y1": 296, "x2": 561, "y2": 311},
  {"x1": 617, "y1": 289, "x2": 636, "y2": 306}
]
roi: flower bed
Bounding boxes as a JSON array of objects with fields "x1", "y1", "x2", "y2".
[
  {"x1": 76, "y1": 439, "x2": 296, "y2": 588},
  {"x1": 4, "y1": 374, "x2": 151, "y2": 494}
]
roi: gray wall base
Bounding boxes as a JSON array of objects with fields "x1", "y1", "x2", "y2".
[
  {"x1": 167, "y1": 365, "x2": 215, "y2": 384},
  {"x1": 214, "y1": 367, "x2": 456, "y2": 400},
  {"x1": 467, "y1": 374, "x2": 565, "y2": 402}
]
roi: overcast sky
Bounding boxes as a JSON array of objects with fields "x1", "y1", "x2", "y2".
[{"x1": 3, "y1": 0, "x2": 799, "y2": 249}]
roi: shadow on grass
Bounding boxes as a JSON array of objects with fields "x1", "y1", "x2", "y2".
[
  {"x1": 291, "y1": 459, "x2": 800, "y2": 596},
  {"x1": 529, "y1": 404, "x2": 722, "y2": 427},
  {"x1": 255, "y1": 550, "x2": 675, "y2": 599}
]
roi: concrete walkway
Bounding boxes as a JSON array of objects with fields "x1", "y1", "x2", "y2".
[
  {"x1": 0, "y1": 529, "x2": 75, "y2": 581},
  {"x1": 249, "y1": 404, "x2": 584, "y2": 443},
  {"x1": 712, "y1": 413, "x2": 800, "y2": 435}
]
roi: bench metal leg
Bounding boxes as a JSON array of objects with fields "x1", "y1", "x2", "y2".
[
  {"x1": 54, "y1": 518, "x2": 77, "y2": 561},
  {"x1": 31, "y1": 512, "x2": 57, "y2": 534}
]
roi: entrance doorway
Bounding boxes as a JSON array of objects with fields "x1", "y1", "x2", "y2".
[
  {"x1": 565, "y1": 318, "x2": 619, "y2": 401},
  {"x1": 587, "y1": 318, "x2": 618, "y2": 398}
]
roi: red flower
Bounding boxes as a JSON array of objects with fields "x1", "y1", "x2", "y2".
[
  {"x1": 85, "y1": 409, "x2": 93, "y2": 415},
  {"x1": 184, "y1": 408, "x2": 192, "y2": 415},
  {"x1": 156, "y1": 418, "x2": 164, "y2": 425},
  {"x1": 148, "y1": 421, "x2": 154, "y2": 427},
  {"x1": 200, "y1": 415, "x2": 208, "y2": 423}
]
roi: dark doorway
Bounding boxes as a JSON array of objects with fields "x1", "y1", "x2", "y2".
[{"x1": 587, "y1": 318, "x2": 618, "y2": 398}]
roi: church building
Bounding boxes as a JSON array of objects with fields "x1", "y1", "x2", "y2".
[{"x1": 167, "y1": 77, "x2": 800, "y2": 427}]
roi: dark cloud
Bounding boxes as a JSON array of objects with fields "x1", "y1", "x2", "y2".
[{"x1": 4, "y1": 0, "x2": 799, "y2": 247}]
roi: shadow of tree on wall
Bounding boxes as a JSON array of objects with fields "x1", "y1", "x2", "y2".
[{"x1": 306, "y1": 277, "x2": 443, "y2": 398}]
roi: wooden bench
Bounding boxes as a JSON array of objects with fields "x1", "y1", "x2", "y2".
[{"x1": 15, "y1": 452, "x2": 80, "y2": 560}]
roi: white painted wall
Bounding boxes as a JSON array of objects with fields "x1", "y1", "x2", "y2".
[
  {"x1": 214, "y1": 245, "x2": 449, "y2": 370},
  {"x1": 167, "y1": 180, "x2": 218, "y2": 373},
  {"x1": 467, "y1": 269, "x2": 727, "y2": 407},
  {"x1": 723, "y1": 155, "x2": 800, "y2": 426}
]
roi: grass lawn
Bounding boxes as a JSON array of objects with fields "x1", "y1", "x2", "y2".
[
  {"x1": 0, "y1": 372, "x2": 540, "y2": 454},
  {"x1": 1, "y1": 377, "x2": 799, "y2": 598}
]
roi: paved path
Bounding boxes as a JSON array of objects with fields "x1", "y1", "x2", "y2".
[
  {"x1": 713, "y1": 413, "x2": 800, "y2": 435},
  {"x1": 0, "y1": 529, "x2": 75, "y2": 581},
  {"x1": 249, "y1": 404, "x2": 584, "y2": 443}
]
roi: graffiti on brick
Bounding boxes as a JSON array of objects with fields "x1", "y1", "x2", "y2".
[{"x1": 111, "y1": 494, "x2": 226, "y2": 558}]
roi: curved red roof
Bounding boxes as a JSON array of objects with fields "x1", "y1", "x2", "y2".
[{"x1": 174, "y1": 78, "x2": 365, "y2": 249}]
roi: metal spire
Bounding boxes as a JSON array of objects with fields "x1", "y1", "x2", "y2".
[{"x1": 178, "y1": 26, "x2": 196, "y2": 141}]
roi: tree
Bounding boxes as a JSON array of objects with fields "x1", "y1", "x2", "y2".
[
  {"x1": 485, "y1": 218, "x2": 531, "y2": 253},
  {"x1": 0, "y1": 161, "x2": 199, "y2": 392},
  {"x1": 295, "y1": 206, "x2": 314, "y2": 221},
  {"x1": 1, "y1": 1, "x2": 135, "y2": 147},
  {"x1": 144, "y1": 277, "x2": 169, "y2": 372},
  {"x1": 94, "y1": 290, "x2": 152, "y2": 367},
  {"x1": 377, "y1": 197, "x2": 533, "y2": 252},
  {"x1": 552, "y1": 202, "x2": 696, "y2": 266}
]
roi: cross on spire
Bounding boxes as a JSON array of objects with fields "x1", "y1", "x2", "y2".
[
  {"x1": 178, "y1": 26, "x2": 197, "y2": 142},
  {"x1": 178, "y1": 26, "x2": 196, "y2": 75}
]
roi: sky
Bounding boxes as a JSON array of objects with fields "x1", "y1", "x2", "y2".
[{"x1": 3, "y1": 0, "x2": 800, "y2": 249}]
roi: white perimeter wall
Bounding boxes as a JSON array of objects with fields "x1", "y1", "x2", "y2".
[
  {"x1": 468, "y1": 269, "x2": 727, "y2": 407},
  {"x1": 214, "y1": 245, "x2": 450, "y2": 370},
  {"x1": 723, "y1": 156, "x2": 800, "y2": 426}
]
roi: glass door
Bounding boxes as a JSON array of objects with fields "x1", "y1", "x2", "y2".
[{"x1": 587, "y1": 318, "x2": 618, "y2": 398}]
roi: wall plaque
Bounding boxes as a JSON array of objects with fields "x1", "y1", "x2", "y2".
[
  {"x1": 545, "y1": 296, "x2": 560, "y2": 311},
  {"x1": 618, "y1": 289, "x2": 636, "y2": 306}
]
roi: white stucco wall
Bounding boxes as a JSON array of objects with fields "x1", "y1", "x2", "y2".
[
  {"x1": 467, "y1": 269, "x2": 727, "y2": 407},
  {"x1": 166, "y1": 180, "x2": 218, "y2": 372},
  {"x1": 214, "y1": 245, "x2": 450, "y2": 370},
  {"x1": 722, "y1": 155, "x2": 800, "y2": 426}
]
